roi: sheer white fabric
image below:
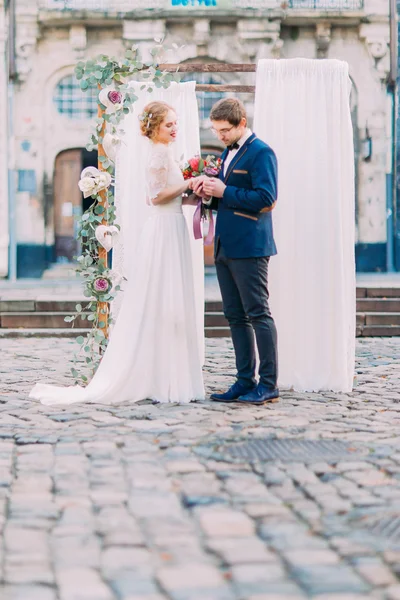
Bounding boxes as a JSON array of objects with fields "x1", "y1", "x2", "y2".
[
  {"x1": 147, "y1": 144, "x2": 169, "y2": 203},
  {"x1": 29, "y1": 81, "x2": 205, "y2": 406},
  {"x1": 112, "y1": 81, "x2": 204, "y2": 360},
  {"x1": 254, "y1": 58, "x2": 356, "y2": 393}
]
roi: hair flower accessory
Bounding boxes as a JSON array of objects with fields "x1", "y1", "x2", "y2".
[{"x1": 139, "y1": 110, "x2": 153, "y2": 129}]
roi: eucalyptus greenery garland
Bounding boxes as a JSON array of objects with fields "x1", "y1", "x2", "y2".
[{"x1": 66, "y1": 43, "x2": 179, "y2": 383}]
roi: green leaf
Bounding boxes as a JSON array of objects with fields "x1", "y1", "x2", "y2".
[
  {"x1": 76, "y1": 336, "x2": 85, "y2": 345},
  {"x1": 80, "y1": 80, "x2": 89, "y2": 90},
  {"x1": 95, "y1": 70, "x2": 103, "y2": 79},
  {"x1": 76, "y1": 303, "x2": 82, "y2": 312}
]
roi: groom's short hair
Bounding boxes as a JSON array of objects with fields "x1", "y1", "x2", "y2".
[{"x1": 210, "y1": 98, "x2": 247, "y2": 126}]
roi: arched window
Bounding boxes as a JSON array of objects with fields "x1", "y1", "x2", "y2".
[
  {"x1": 53, "y1": 74, "x2": 98, "y2": 120},
  {"x1": 182, "y1": 73, "x2": 227, "y2": 126}
]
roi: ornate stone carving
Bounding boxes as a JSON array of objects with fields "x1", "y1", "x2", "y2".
[
  {"x1": 315, "y1": 22, "x2": 331, "y2": 59},
  {"x1": 69, "y1": 25, "x2": 87, "y2": 59},
  {"x1": 239, "y1": 19, "x2": 283, "y2": 59},
  {"x1": 359, "y1": 24, "x2": 390, "y2": 81},
  {"x1": 15, "y1": 19, "x2": 39, "y2": 82}
]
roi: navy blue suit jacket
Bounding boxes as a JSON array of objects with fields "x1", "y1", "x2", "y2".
[{"x1": 211, "y1": 133, "x2": 278, "y2": 259}]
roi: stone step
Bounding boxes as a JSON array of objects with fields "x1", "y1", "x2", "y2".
[
  {"x1": 205, "y1": 327, "x2": 231, "y2": 338},
  {"x1": 0, "y1": 312, "x2": 89, "y2": 329},
  {"x1": 356, "y1": 287, "x2": 400, "y2": 298},
  {"x1": 0, "y1": 328, "x2": 90, "y2": 338},
  {"x1": 0, "y1": 327, "x2": 232, "y2": 339},
  {"x1": 358, "y1": 325, "x2": 400, "y2": 337},
  {"x1": 356, "y1": 299, "x2": 400, "y2": 312},
  {"x1": 205, "y1": 312, "x2": 228, "y2": 327},
  {"x1": 358, "y1": 312, "x2": 400, "y2": 326}
]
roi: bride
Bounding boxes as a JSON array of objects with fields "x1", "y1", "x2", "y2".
[{"x1": 30, "y1": 100, "x2": 205, "y2": 406}]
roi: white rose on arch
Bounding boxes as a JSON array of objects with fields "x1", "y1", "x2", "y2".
[
  {"x1": 99, "y1": 87, "x2": 124, "y2": 113},
  {"x1": 103, "y1": 132, "x2": 122, "y2": 163},
  {"x1": 78, "y1": 167, "x2": 112, "y2": 198}
]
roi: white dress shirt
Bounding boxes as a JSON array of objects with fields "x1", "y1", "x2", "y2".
[
  {"x1": 202, "y1": 129, "x2": 253, "y2": 206},
  {"x1": 223, "y1": 128, "x2": 253, "y2": 176}
]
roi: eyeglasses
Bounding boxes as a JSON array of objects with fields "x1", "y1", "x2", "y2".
[{"x1": 211, "y1": 125, "x2": 236, "y2": 137}]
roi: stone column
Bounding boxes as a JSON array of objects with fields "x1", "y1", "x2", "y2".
[{"x1": 357, "y1": 23, "x2": 391, "y2": 251}]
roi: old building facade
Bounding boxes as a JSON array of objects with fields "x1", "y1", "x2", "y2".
[{"x1": 1, "y1": 0, "x2": 395, "y2": 277}]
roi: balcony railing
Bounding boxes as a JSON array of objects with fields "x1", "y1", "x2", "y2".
[
  {"x1": 39, "y1": 0, "x2": 364, "y2": 10},
  {"x1": 288, "y1": 0, "x2": 363, "y2": 8}
]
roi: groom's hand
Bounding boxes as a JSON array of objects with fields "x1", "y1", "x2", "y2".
[{"x1": 203, "y1": 177, "x2": 226, "y2": 198}]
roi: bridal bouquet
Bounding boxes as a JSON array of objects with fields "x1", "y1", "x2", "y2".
[
  {"x1": 181, "y1": 154, "x2": 222, "y2": 245},
  {"x1": 182, "y1": 154, "x2": 222, "y2": 181}
]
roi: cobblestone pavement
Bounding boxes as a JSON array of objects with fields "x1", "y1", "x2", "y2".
[{"x1": 1, "y1": 337, "x2": 400, "y2": 600}]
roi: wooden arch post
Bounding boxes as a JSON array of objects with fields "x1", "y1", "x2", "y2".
[
  {"x1": 97, "y1": 93, "x2": 109, "y2": 338},
  {"x1": 96, "y1": 64, "x2": 256, "y2": 340}
]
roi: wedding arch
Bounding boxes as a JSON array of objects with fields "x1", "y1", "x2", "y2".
[{"x1": 69, "y1": 46, "x2": 355, "y2": 394}]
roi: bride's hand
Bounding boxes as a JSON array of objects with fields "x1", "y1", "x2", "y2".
[{"x1": 191, "y1": 175, "x2": 209, "y2": 195}]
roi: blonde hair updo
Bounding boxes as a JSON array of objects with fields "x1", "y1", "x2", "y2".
[{"x1": 139, "y1": 101, "x2": 175, "y2": 140}]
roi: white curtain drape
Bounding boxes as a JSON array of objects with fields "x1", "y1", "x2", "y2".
[
  {"x1": 113, "y1": 81, "x2": 204, "y2": 359},
  {"x1": 254, "y1": 58, "x2": 356, "y2": 392}
]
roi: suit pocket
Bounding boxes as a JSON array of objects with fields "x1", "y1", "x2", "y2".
[
  {"x1": 232, "y1": 169, "x2": 248, "y2": 174},
  {"x1": 234, "y1": 211, "x2": 258, "y2": 222}
]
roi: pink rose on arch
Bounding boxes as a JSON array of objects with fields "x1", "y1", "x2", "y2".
[{"x1": 107, "y1": 90, "x2": 123, "y2": 105}]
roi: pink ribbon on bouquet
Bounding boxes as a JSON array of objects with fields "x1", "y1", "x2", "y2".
[{"x1": 193, "y1": 199, "x2": 214, "y2": 246}]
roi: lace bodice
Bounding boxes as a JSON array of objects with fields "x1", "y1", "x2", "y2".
[{"x1": 147, "y1": 142, "x2": 184, "y2": 213}]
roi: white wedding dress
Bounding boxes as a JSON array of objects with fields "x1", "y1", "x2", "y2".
[{"x1": 30, "y1": 141, "x2": 205, "y2": 406}]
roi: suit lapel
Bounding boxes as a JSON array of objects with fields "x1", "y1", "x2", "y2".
[
  {"x1": 223, "y1": 133, "x2": 257, "y2": 183},
  {"x1": 219, "y1": 149, "x2": 229, "y2": 181}
]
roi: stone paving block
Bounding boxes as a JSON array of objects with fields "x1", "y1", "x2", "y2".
[
  {"x1": 156, "y1": 563, "x2": 226, "y2": 590},
  {"x1": 57, "y1": 568, "x2": 114, "y2": 600},
  {"x1": 290, "y1": 565, "x2": 370, "y2": 596},
  {"x1": 243, "y1": 502, "x2": 292, "y2": 519},
  {"x1": 206, "y1": 536, "x2": 278, "y2": 564},
  {"x1": 51, "y1": 535, "x2": 101, "y2": 568},
  {"x1": 4, "y1": 562, "x2": 54, "y2": 585},
  {"x1": 386, "y1": 584, "x2": 400, "y2": 600},
  {"x1": 246, "y1": 595, "x2": 306, "y2": 600},
  {"x1": 283, "y1": 548, "x2": 341, "y2": 567},
  {"x1": 196, "y1": 507, "x2": 255, "y2": 537},
  {"x1": 165, "y1": 459, "x2": 206, "y2": 473},
  {"x1": 101, "y1": 547, "x2": 152, "y2": 575},
  {"x1": 353, "y1": 558, "x2": 398, "y2": 586},
  {"x1": 231, "y1": 563, "x2": 287, "y2": 584},
  {"x1": 1, "y1": 585, "x2": 57, "y2": 600}
]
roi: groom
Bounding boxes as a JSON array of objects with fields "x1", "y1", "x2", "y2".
[{"x1": 194, "y1": 98, "x2": 279, "y2": 405}]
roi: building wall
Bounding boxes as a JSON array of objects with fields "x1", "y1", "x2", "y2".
[
  {"x1": 0, "y1": 1, "x2": 9, "y2": 277},
  {"x1": 8, "y1": 0, "x2": 392, "y2": 276}
]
